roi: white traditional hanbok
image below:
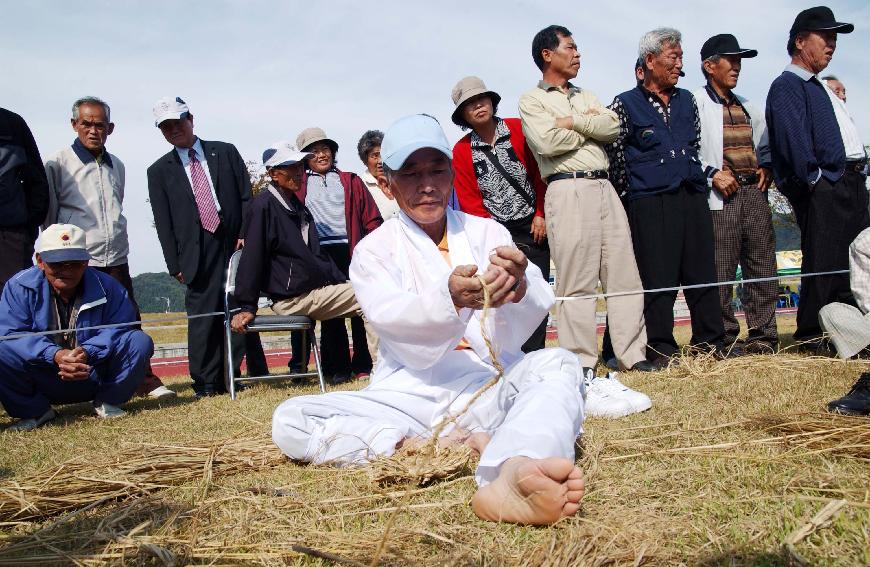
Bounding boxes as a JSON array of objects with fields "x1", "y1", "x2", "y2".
[{"x1": 272, "y1": 208, "x2": 585, "y2": 485}]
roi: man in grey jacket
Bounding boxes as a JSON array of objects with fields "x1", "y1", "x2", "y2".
[
  {"x1": 44, "y1": 97, "x2": 173, "y2": 399},
  {"x1": 694, "y1": 35, "x2": 778, "y2": 354}
]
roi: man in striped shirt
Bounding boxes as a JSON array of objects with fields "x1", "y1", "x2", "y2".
[{"x1": 765, "y1": 6, "x2": 867, "y2": 351}]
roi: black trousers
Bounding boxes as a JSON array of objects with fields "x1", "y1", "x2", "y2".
[
  {"x1": 186, "y1": 227, "x2": 261, "y2": 394},
  {"x1": 788, "y1": 171, "x2": 870, "y2": 342},
  {"x1": 628, "y1": 186, "x2": 724, "y2": 358},
  {"x1": 0, "y1": 226, "x2": 36, "y2": 293},
  {"x1": 504, "y1": 217, "x2": 550, "y2": 352},
  {"x1": 289, "y1": 244, "x2": 371, "y2": 376}
]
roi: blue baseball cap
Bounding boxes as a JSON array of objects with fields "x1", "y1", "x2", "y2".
[{"x1": 381, "y1": 114, "x2": 452, "y2": 171}]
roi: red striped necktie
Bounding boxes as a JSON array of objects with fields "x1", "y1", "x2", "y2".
[{"x1": 188, "y1": 148, "x2": 221, "y2": 233}]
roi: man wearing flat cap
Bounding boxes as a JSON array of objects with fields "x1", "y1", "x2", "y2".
[
  {"x1": 694, "y1": 34, "x2": 778, "y2": 354},
  {"x1": 765, "y1": 6, "x2": 868, "y2": 351},
  {"x1": 0, "y1": 224, "x2": 153, "y2": 431},
  {"x1": 147, "y1": 97, "x2": 264, "y2": 397}
]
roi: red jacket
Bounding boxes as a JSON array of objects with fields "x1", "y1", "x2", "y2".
[
  {"x1": 452, "y1": 117, "x2": 547, "y2": 220},
  {"x1": 298, "y1": 169, "x2": 383, "y2": 254}
]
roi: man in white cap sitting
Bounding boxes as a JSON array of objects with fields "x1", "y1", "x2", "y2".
[
  {"x1": 270, "y1": 116, "x2": 586, "y2": 525},
  {"x1": 230, "y1": 142, "x2": 378, "y2": 376},
  {"x1": 0, "y1": 224, "x2": 153, "y2": 431}
]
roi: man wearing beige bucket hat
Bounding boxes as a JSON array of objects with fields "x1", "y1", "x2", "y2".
[
  {"x1": 292, "y1": 126, "x2": 382, "y2": 384},
  {"x1": 519, "y1": 26, "x2": 653, "y2": 386},
  {"x1": 451, "y1": 76, "x2": 550, "y2": 353}
]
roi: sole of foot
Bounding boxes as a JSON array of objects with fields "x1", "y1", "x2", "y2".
[{"x1": 471, "y1": 456, "x2": 584, "y2": 525}]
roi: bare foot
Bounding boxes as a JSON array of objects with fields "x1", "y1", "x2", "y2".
[
  {"x1": 465, "y1": 432, "x2": 491, "y2": 456},
  {"x1": 471, "y1": 457, "x2": 585, "y2": 525}
]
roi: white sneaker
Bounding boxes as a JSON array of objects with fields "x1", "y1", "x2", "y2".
[
  {"x1": 147, "y1": 385, "x2": 177, "y2": 399},
  {"x1": 94, "y1": 403, "x2": 127, "y2": 419},
  {"x1": 582, "y1": 370, "x2": 635, "y2": 418},
  {"x1": 6, "y1": 408, "x2": 57, "y2": 432},
  {"x1": 596, "y1": 372, "x2": 652, "y2": 413}
]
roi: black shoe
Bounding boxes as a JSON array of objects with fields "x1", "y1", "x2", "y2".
[
  {"x1": 647, "y1": 355, "x2": 672, "y2": 371},
  {"x1": 604, "y1": 357, "x2": 619, "y2": 371},
  {"x1": 194, "y1": 390, "x2": 221, "y2": 400},
  {"x1": 713, "y1": 342, "x2": 744, "y2": 359},
  {"x1": 795, "y1": 338, "x2": 836, "y2": 357},
  {"x1": 629, "y1": 360, "x2": 656, "y2": 372},
  {"x1": 743, "y1": 341, "x2": 777, "y2": 355},
  {"x1": 327, "y1": 373, "x2": 353, "y2": 386},
  {"x1": 827, "y1": 373, "x2": 870, "y2": 415}
]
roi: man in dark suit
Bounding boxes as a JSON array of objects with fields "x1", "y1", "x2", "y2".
[{"x1": 147, "y1": 97, "x2": 265, "y2": 397}]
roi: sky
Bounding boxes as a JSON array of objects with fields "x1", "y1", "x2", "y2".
[{"x1": 4, "y1": 0, "x2": 869, "y2": 275}]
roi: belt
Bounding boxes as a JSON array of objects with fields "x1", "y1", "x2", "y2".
[
  {"x1": 735, "y1": 172, "x2": 759, "y2": 185},
  {"x1": 547, "y1": 170, "x2": 608, "y2": 183},
  {"x1": 846, "y1": 160, "x2": 868, "y2": 173}
]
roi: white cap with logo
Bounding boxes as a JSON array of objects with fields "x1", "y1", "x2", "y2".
[
  {"x1": 36, "y1": 224, "x2": 91, "y2": 263},
  {"x1": 153, "y1": 96, "x2": 190, "y2": 127},
  {"x1": 262, "y1": 141, "x2": 312, "y2": 169}
]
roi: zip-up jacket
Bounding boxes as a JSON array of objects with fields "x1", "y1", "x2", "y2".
[
  {"x1": 44, "y1": 139, "x2": 129, "y2": 267},
  {"x1": 0, "y1": 266, "x2": 137, "y2": 367},
  {"x1": 297, "y1": 169, "x2": 382, "y2": 254},
  {"x1": 234, "y1": 186, "x2": 347, "y2": 313},
  {"x1": 0, "y1": 108, "x2": 49, "y2": 230}
]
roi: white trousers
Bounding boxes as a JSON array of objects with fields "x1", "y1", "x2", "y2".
[{"x1": 272, "y1": 348, "x2": 585, "y2": 486}]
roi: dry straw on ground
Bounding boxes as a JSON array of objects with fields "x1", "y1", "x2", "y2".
[{"x1": 0, "y1": 321, "x2": 868, "y2": 564}]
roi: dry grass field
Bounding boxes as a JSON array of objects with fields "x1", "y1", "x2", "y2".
[{"x1": 0, "y1": 314, "x2": 868, "y2": 565}]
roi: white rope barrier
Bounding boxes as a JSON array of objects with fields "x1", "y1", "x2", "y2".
[
  {"x1": 553, "y1": 269, "x2": 848, "y2": 301},
  {"x1": 0, "y1": 269, "x2": 848, "y2": 343}
]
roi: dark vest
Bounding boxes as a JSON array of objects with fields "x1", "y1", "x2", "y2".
[{"x1": 618, "y1": 86, "x2": 707, "y2": 197}]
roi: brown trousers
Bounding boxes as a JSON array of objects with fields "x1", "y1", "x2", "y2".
[
  {"x1": 272, "y1": 283, "x2": 379, "y2": 365},
  {"x1": 545, "y1": 178, "x2": 647, "y2": 369}
]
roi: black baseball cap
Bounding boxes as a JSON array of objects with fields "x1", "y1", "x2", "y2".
[
  {"x1": 701, "y1": 34, "x2": 758, "y2": 61},
  {"x1": 790, "y1": 6, "x2": 854, "y2": 38}
]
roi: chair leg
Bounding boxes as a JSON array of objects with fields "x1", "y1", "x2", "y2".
[
  {"x1": 310, "y1": 328, "x2": 327, "y2": 393},
  {"x1": 225, "y1": 311, "x2": 237, "y2": 401}
]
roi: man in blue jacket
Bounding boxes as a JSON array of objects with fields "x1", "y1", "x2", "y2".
[
  {"x1": 766, "y1": 6, "x2": 866, "y2": 351},
  {"x1": 0, "y1": 224, "x2": 153, "y2": 431}
]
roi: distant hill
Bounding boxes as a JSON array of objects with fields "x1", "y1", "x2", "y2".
[
  {"x1": 132, "y1": 272, "x2": 186, "y2": 313},
  {"x1": 773, "y1": 212, "x2": 801, "y2": 252}
]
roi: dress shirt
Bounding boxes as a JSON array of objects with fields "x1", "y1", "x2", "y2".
[
  {"x1": 175, "y1": 138, "x2": 221, "y2": 213},
  {"x1": 519, "y1": 81, "x2": 618, "y2": 178},
  {"x1": 823, "y1": 84, "x2": 866, "y2": 161}
]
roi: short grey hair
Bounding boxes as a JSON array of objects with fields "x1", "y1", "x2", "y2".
[
  {"x1": 72, "y1": 96, "x2": 110, "y2": 122},
  {"x1": 357, "y1": 130, "x2": 384, "y2": 163},
  {"x1": 701, "y1": 54, "x2": 722, "y2": 79},
  {"x1": 638, "y1": 27, "x2": 682, "y2": 63}
]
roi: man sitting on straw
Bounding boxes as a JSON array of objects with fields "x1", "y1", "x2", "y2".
[
  {"x1": 0, "y1": 224, "x2": 153, "y2": 431},
  {"x1": 272, "y1": 114, "x2": 586, "y2": 525}
]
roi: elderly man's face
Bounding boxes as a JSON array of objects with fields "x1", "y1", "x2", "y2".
[
  {"x1": 268, "y1": 163, "x2": 305, "y2": 192},
  {"x1": 826, "y1": 78, "x2": 847, "y2": 102},
  {"x1": 71, "y1": 103, "x2": 113, "y2": 155},
  {"x1": 795, "y1": 31, "x2": 837, "y2": 74},
  {"x1": 544, "y1": 34, "x2": 580, "y2": 79},
  {"x1": 158, "y1": 115, "x2": 196, "y2": 149},
  {"x1": 307, "y1": 142, "x2": 334, "y2": 175},
  {"x1": 704, "y1": 54, "x2": 742, "y2": 91},
  {"x1": 36, "y1": 256, "x2": 88, "y2": 301},
  {"x1": 380, "y1": 148, "x2": 453, "y2": 228},
  {"x1": 646, "y1": 42, "x2": 683, "y2": 88}
]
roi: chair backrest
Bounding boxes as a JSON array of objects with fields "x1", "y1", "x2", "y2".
[{"x1": 225, "y1": 249, "x2": 243, "y2": 295}]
